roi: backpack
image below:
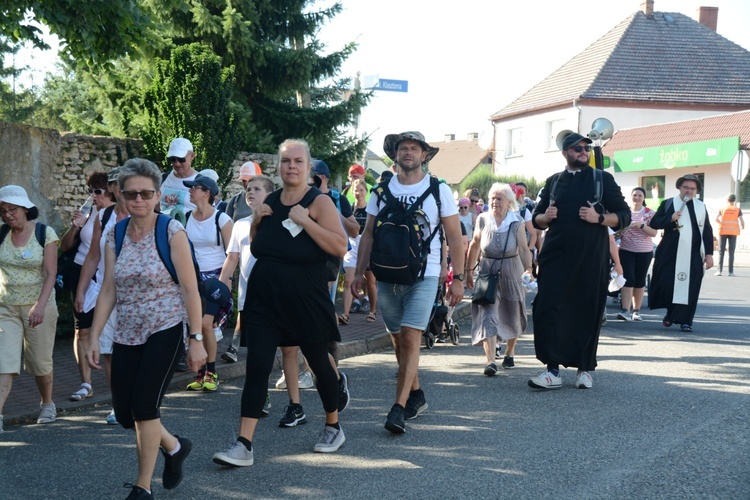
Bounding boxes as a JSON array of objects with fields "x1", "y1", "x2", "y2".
[
  {"x1": 548, "y1": 167, "x2": 603, "y2": 206},
  {"x1": 114, "y1": 213, "x2": 201, "y2": 286},
  {"x1": 0, "y1": 222, "x2": 47, "y2": 248},
  {"x1": 185, "y1": 209, "x2": 224, "y2": 247},
  {"x1": 55, "y1": 207, "x2": 113, "y2": 291},
  {"x1": 370, "y1": 176, "x2": 443, "y2": 285}
]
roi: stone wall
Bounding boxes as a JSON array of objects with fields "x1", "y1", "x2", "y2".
[{"x1": 0, "y1": 122, "x2": 279, "y2": 233}]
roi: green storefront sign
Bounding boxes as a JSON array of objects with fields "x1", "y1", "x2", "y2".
[{"x1": 613, "y1": 137, "x2": 739, "y2": 172}]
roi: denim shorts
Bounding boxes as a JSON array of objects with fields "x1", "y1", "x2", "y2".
[{"x1": 377, "y1": 276, "x2": 439, "y2": 334}]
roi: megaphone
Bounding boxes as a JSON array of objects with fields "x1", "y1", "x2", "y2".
[
  {"x1": 555, "y1": 129, "x2": 576, "y2": 150},
  {"x1": 588, "y1": 118, "x2": 614, "y2": 141}
]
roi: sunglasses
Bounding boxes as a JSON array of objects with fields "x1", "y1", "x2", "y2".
[
  {"x1": 470, "y1": 199, "x2": 479, "y2": 204},
  {"x1": 122, "y1": 190, "x2": 157, "y2": 201},
  {"x1": 458, "y1": 206, "x2": 469, "y2": 210},
  {"x1": 88, "y1": 188, "x2": 107, "y2": 195},
  {"x1": 570, "y1": 145, "x2": 592, "y2": 153},
  {"x1": 168, "y1": 156, "x2": 187, "y2": 164}
]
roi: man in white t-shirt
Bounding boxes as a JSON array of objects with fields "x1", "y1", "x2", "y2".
[
  {"x1": 353, "y1": 131, "x2": 465, "y2": 435},
  {"x1": 160, "y1": 137, "x2": 199, "y2": 216}
]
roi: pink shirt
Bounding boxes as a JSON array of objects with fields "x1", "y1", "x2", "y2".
[{"x1": 620, "y1": 207, "x2": 655, "y2": 253}]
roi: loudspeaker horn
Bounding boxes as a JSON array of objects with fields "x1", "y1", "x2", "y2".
[
  {"x1": 588, "y1": 118, "x2": 614, "y2": 141},
  {"x1": 555, "y1": 129, "x2": 575, "y2": 150}
]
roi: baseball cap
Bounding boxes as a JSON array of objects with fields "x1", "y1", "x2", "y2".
[
  {"x1": 167, "y1": 137, "x2": 193, "y2": 158},
  {"x1": 348, "y1": 164, "x2": 365, "y2": 176},
  {"x1": 107, "y1": 167, "x2": 122, "y2": 183},
  {"x1": 202, "y1": 278, "x2": 231, "y2": 317},
  {"x1": 239, "y1": 161, "x2": 262, "y2": 181},
  {"x1": 561, "y1": 132, "x2": 592, "y2": 151},
  {"x1": 183, "y1": 173, "x2": 219, "y2": 196},
  {"x1": 312, "y1": 160, "x2": 331, "y2": 178},
  {"x1": 199, "y1": 169, "x2": 219, "y2": 182}
]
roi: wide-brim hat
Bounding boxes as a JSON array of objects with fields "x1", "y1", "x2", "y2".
[
  {"x1": 0, "y1": 185, "x2": 35, "y2": 209},
  {"x1": 675, "y1": 174, "x2": 702, "y2": 192},
  {"x1": 383, "y1": 131, "x2": 439, "y2": 163},
  {"x1": 183, "y1": 174, "x2": 220, "y2": 196}
]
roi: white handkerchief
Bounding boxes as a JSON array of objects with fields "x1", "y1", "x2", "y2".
[
  {"x1": 608, "y1": 274, "x2": 627, "y2": 293},
  {"x1": 282, "y1": 218, "x2": 303, "y2": 237}
]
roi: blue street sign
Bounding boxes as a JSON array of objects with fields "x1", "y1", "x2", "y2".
[{"x1": 377, "y1": 79, "x2": 408, "y2": 92}]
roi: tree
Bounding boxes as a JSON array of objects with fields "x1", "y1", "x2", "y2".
[
  {"x1": 0, "y1": 37, "x2": 39, "y2": 123},
  {"x1": 1, "y1": 0, "x2": 152, "y2": 66},
  {"x1": 142, "y1": 43, "x2": 242, "y2": 189},
  {"x1": 144, "y1": 0, "x2": 371, "y2": 173}
]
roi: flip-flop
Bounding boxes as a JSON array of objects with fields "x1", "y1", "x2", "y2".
[
  {"x1": 338, "y1": 314, "x2": 349, "y2": 326},
  {"x1": 366, "y1": 312, "x2": 377, "y2": 323}
]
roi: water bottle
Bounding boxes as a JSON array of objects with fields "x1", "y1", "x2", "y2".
[
  {"x1": 522, "y1": 274, "x2": 531, "y2": 285},
  {"x1": 80, "y1": 196, "x2": 94, "y2": 219}
]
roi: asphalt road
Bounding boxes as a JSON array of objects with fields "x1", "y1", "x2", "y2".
[{"x1": 1, "y1": 272, "x2": 749, "y2": 499}]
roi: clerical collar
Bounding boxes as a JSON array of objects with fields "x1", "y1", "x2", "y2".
[{"x1": 565, "y1": 168, "x2": 582, "y2": 175}]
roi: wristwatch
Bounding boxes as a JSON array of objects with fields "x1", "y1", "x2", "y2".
[
  {"x1": 598, "y1": 214, "x2": 605, "y2": 225},
  {"x1": 454, "y1": 273, "x2": 465, "y2": 281},
  {"x1": 189, "y1": 333, "x2": 203, "y2": 342}
]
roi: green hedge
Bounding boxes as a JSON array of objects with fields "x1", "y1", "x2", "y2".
[{"x1": 458, "y1": 166, "x2": 544, "y2": 201}]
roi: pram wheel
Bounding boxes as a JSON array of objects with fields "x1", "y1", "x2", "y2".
[
  {"x1": 449, "y1": 323, "x2": 460, "y2": 345},
  {"x1": 424, "y1": 331, "x2": 435, "y2": 349}
]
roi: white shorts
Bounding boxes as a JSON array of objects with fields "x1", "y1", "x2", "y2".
[
  {"x1": 343, "y1": 235, "x2": 360, "y2": 269},
  {"x1": 99, "y1": 309, "x2": 117, "y2": 355}
]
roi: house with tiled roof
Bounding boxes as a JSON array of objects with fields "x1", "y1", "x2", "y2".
[
  {"x1": 489, "y1": 1, "x2": 750, "y2": 184},
  {"x1": 426, "y1": 133, "x2": 492, "y2": 188}
]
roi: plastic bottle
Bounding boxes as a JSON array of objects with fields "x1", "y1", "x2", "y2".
[{"x1": 80, "y1": 196, "x2": 94, "y2": 219}]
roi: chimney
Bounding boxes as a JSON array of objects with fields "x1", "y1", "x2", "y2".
[
  {"x1": 640, "y1": 0, "x2": 654, "y2": 16},
  {"x1": 697, "y1": 6, "x2": 718, "y2": 31},
  {"x1": 467, "y1": 132, "x2": 479, "y2": 141},
  {"x1": 444, "y1": 134, "x2": 455, "y2": 141}
]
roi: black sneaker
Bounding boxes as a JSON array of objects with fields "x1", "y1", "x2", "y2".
[
  {"x1": 484, "y1": 362, "x2": 498, "y2": 376},
  {"x1": 221, "y1": 345, "x2": 238, "y2": 363},
  {"x1": 278, "y1": 402, "x2": 307, "y2": 428},
  {"x1": 385, "y1": 403, "x2": 406, "y2": 434},
  {"x1": 404, "y1": 389, "x2": 427, "y2": 420},
  {"x1": 175, "y1": 352, "x2": 188, "y2": 372},
  {"x1": 161, "y1": 435, "x2": 192, "y2": 490},
  {"x1": 501, "y1": 355, "x2": 515, "y2": 369},
  {"x1": 124, "y1": 483, "x2": 154, "y2": 499},
  {"x1": 337, "y1": 371, "x2": 350, "y2": 413}
]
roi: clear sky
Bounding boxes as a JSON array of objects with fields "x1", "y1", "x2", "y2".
[
  {"x1": 319, "y1": 0, "x2": 750, "y2": 157},
  {"x1": 15, "y1": 0, "x2": 750, "y2": 159}
]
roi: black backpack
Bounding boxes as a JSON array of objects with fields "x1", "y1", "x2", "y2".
[{"x1": 370, "y1": 176, "x2": 442, "y2": 285}]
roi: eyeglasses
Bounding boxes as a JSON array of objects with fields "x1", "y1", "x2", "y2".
[
  {"x1": 470, "y1": 199, "x2": 479, "y2": 204},
  {"x1": 570, "y1": 145, "x2": 592, "y2": 153},
  {"x1": 189, "y1": 185, "x2": 207, "y2": 192},
  {"x1": 168, "y1": 156, "x2": 187, "y2": 164},
  {"x1": 0, "y1": 207, "x2": 18, "y2": 216},
  {"x1": 88, "y1": 188, "x2": 106, "y2": 195},
  {"x1": 122, "y1": 190, "x2": 156, "y2": 201}
]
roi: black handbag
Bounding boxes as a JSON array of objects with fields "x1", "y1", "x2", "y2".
[{"x1": 472, "y1": 273, "x2": 498, "y2": 305}]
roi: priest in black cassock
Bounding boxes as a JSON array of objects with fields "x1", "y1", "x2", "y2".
[
  {"x1": 529, "y1": 132, "x2": 630, "y2": 390},
  {"x1": 648, "y1": 174, "x2": 713, "y2": 333}
]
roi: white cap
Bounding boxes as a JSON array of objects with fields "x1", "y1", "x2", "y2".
[
  {"x1": 167, "y1": 137, "x2": 193, "y2": 158},
  {"x1": 199, "y1": 169, "x2": 219, "y2": 182}
]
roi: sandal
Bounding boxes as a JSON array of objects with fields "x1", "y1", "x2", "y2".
[
  {"x1": 366, "y1": 312, "x2": 377, "y2": 323},
  {"x1": 70, "y1": 382, "x2": 93, "y2": 401},
  {"x1": 680, "y1": 324, "x2": 693, "y2": 332},
  {"x1": 662, "y1": 315, "x2": 673, "y2": 328},
  {"x1": 338, "y1": 314, "x2": 349, "y2": 326}
]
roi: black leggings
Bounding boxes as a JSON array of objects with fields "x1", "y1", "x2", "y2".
[
  {"x1": 619, "y1": 249, "x2": 653, "y2": 288},
  {"x1": 241, "y1": 322, "x2": 338, "y2": 419},
  {"x1": 111, "y1": 323, "x2": 183, "y2": 429}
]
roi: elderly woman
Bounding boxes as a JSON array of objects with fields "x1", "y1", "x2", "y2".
[
  {"x1": 181, "y1": 173, "x2": 233, "y2": 392},
  {"x1": 212, "y1": 138, "x2": 347, "y2": 467},
  {"x1": 87, "y1": 159, "x2": 206, "y2": 499},
  {"x1": 466, "y1": 183, "x2": 532, "y2": 376},
  {"x1": 0, "y1": 185, "x2": 59, "y2": 430},
  {"x1": 74, "y1": 167, "x2": 130, "y2": 423}
]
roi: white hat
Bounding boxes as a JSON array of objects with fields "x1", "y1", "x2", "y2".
[
  {"x1": 199, "y1": 169, "x2": 219, "y2": 182},
  {"x1": 239, "y1": 161, "x2": 262, "y2": 180},
  {"x1": 167, "y1": 137, "x2": 194, "y2": 158},
  {"x1": 0, "y1": 185, "x2": 35, "y2": 209}
]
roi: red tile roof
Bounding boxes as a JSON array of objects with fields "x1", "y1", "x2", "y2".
[{"x1": 427, "y1": 139, "x2": 491, "y2": 186}]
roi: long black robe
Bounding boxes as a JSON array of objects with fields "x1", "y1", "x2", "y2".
[
  {"x1": 648, "y1": 198, "x2": 713, "y2": 326},
  {"x1": 532, "y1": 168, "x2": 630, "y2": 370}
]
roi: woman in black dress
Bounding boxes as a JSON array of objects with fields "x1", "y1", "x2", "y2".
[{"x1": 212, "y1": 139, "x2": 348, "y2": 467}]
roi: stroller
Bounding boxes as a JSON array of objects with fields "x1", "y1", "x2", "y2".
[{"x1": 423, "y1": 281, "x2": 460, "y2": 349}]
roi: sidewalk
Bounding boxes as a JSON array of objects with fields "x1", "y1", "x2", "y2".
[{"x1": 2, "y1": 293, "x2": 472, "y2": 426}]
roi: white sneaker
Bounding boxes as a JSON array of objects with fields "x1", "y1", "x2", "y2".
[
  {"x1": 631, "y1": 311, "x2": 642, "y2": 321},
  {"x1": 212, "y1": 441, "x2": 254, "y2": 467},
  {"x1": 528, "y1": 370, "x2": 562, "y2": 390},
  {"x1": 576, "y1": 371, "x2": 593, "y2": 389},
  {"x1": 37, "y1": 403, "x2": 56, "y2": 424},
  {"x1": 298, "y1": 371, "x2": 314, "y2": 389},
  {"x1": 275, "y1": 373, "x2": 287, "y2": 390},
  {"x1": 313, "y1": 425, "x2": 345, "y2": 453},
  {"x1": 714, "y1": 271, "x2": 722, "y2": 276}
]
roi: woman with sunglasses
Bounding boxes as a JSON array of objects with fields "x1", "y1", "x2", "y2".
[
  {"x1": 87, "y1": 159, "x2": 206, "y2": 498},
  {"x1": 0, "y1": 185, "x2": 60, "y2": 430},
  {"x1": 59, "y1": 172, "x2": 116, "y2": 402}
]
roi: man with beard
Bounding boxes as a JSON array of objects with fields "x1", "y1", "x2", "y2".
[
  {"x1": 353, "y1": 131, "x2": 465, "y2": 434},
  {"x1": 648, "y1": 174, "x2": 713, "y2": 332},
  {"x1": 529, "y1": 132, "x2": 630, "y2": 390}
]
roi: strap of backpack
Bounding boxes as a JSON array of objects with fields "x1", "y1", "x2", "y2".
[
  {"x1": 154, "y1": 213, "x2": 179, "y2": 283},
  {"x1": 114, "y1": 218, "x2": 131, "y2": 258},
  {"x1": 214, "y1": 210, "x2": 222, "y2": 247},
  {"x1": 100, "y1": 205, "x2": 115, "y2": 228},
  {"x1": 592, "y1": 168, "x2": 603, "y2": 207},
  {"x1": 0, "y1": 224, "x2": 10, "y2": 247},
  {"x1": 34, "y1": 222, "x2": 47, "y2": 248}
]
